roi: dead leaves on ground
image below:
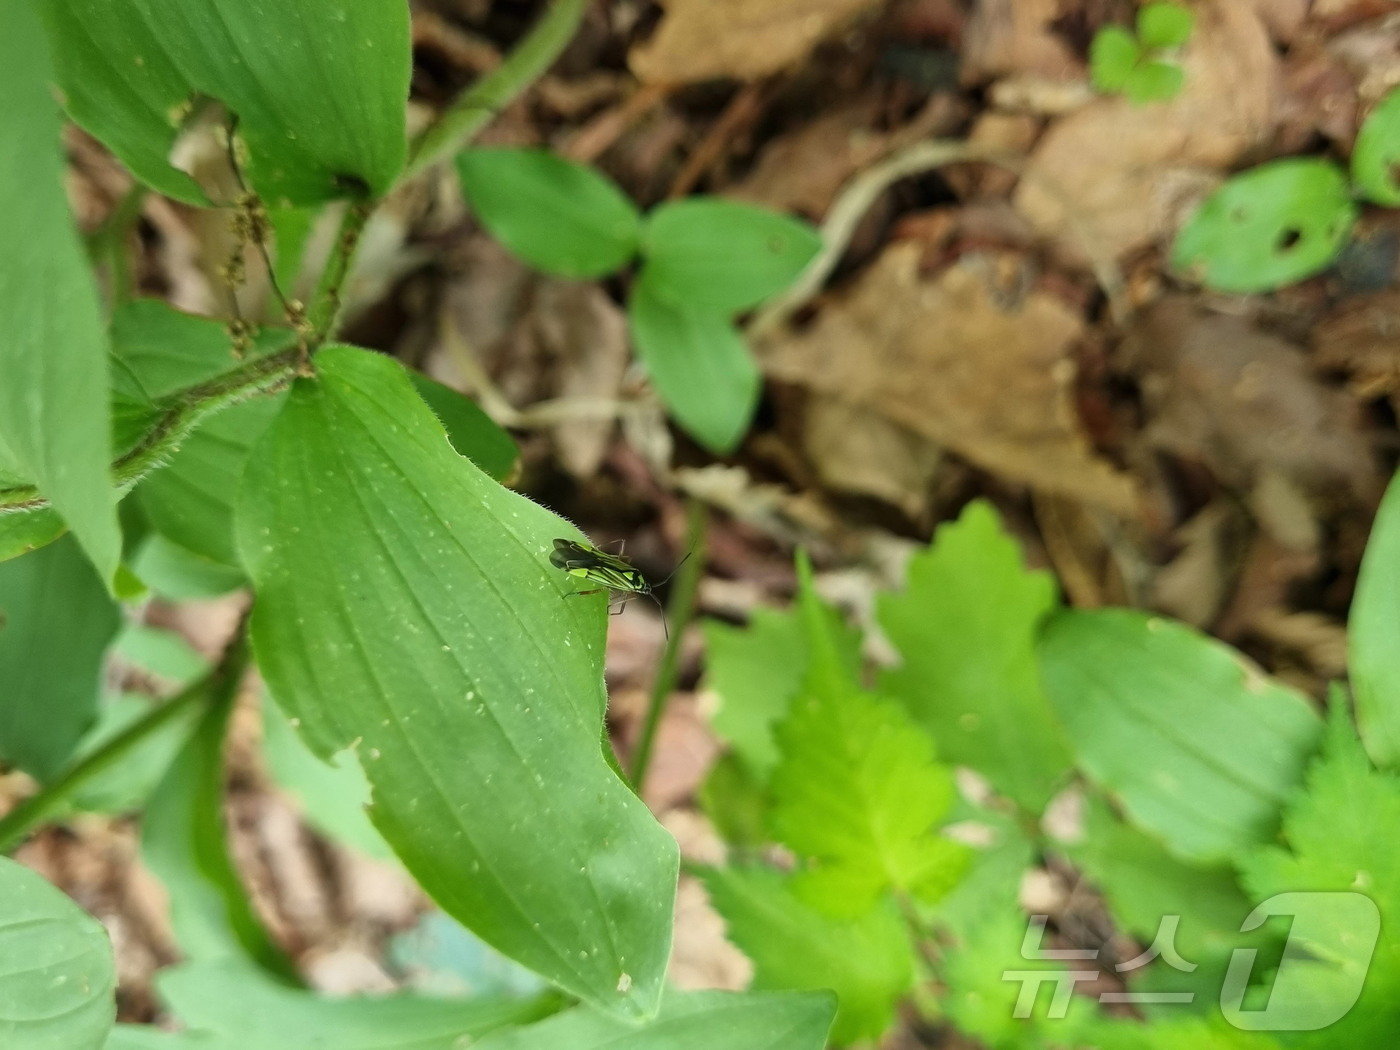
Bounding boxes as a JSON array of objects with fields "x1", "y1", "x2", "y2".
[{"x1": 763, "y1": 244, "x2": 1139, "y2": 514}]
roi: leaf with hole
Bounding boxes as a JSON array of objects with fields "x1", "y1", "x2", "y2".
[
  {"x1": 1353, "y1": 86, "x2": 1400, "y2": 207},
  {"x1": 38, "y1": 0, "x2": 411, "y2": 206},
  {"x1": 457, "y1": 148, "x2": 643, "y2": 279},
  {"x1": 1172, "y1": 159, "x2": 1357, "y2": 293},
  {"x1": 0, "y1": 857, "x2": 116, "y2": 1050},
  {"x1": 238, "y1": 344, "x2": 677, "y2": 1016}
]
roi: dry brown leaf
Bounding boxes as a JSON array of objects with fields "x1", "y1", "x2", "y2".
[
  {"x1": 961, "y1": 0, "x2": 1078, "y2": 84},
  {"x1": 629, "y1": 0, "x2": 883, "y2": 84},
  {"x1": 1120, "y1": 297, "x2": 1376, "y2": 503},
  {"x1": 763, "y1": 245, "x2": 1139, "y2": 512},
  {"x1": 1315, "y1": 289, "x2": 1400, "y2": 398},
  {"x1": 802, "y1": 397, "x2": 943, "y2": 516},
  {"x1": 1014, "y1": 0, "x2": 1277, "y2": 261}
]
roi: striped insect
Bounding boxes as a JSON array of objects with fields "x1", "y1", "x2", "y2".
[{"x1": 549, "y1": 537, "x2": 688, "y2": 636}]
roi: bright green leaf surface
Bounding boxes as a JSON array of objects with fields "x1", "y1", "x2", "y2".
[
  {"x1": 474, "y1": 989, "x2": 836, "y2": 1050},
  {"x1": 408, "y1": 371, "x2": 519, "y2": 482},
  {"x1": 1172, "y1": 159, "x2": 1357, "y2": 293},
  {"x1": 1124, "y1": 60, "x2": 1184, "y2": 104},
  {"x1": 1090, "y1": 26, "x2": 1139, "y2": 92},
  {"x1": 699, "y1": 752, "x2": 772, "y2": 849},
  {"x1": 639, "y1": 198, "x2": 821, "y2": 314},
  {"x1": 1351, "y1": 470, "x2": 1400, "y2": 767},
  {"x1": 0, "y1": 535, "x2": 121, "y2": 781},
  {"x1": 1039, "y1": 609, "x2": 1322, "y2": 862},
  {"x1": 770, "y1": 685, "x2": 964, "y2": 917},
  {"x1": 0, "y1": 509, "x2": 66, "y2": 564},
  {"x1": 1137, "y1": 1, "x2": 1195, "y2": 49},
  {"x1": 0, "y1": 2, "x2": 120, "y2": 582},
  {"x1": 1352, "y1": 86, "x2": 1400, "y2": 206},
  {"x1": 629, "y1": 282, "x2": 760, "y2": 453},
  {"x1": 142, "y1": 667, "x2": 295, "y2": 979},
  {"x1": 457, "y1": 148, "x2": 642, "y2": 279},
  {"x1": 237, "y1": 345, "x2": 677, "y2": 1016},
  {"x1": 129, "y1": 534, "x2": 245, "y2": 601},
  {"x1": 0, "y1": 857, "x2": 116, "y2": 1050},
  {"x1": 1240, "y1": 709, "x2": 1400, "y2": 1044},
  {"x1": 701, "y1": 866, "x2": 913, "y2": 1046},
  {"x1": 39, "y1": 0, "x2": 411, "y2": 206},
  {"x1": 112, "y1": 622, "x2": 207, "y2": 688},
  {"x1": 703, "y1": 600, "x2": 861, "y2": 776},
  {"x1": 877, "y1": 501, "x2": 1072, "y2": 812}
]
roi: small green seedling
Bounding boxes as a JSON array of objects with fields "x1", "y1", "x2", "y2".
[
  {"x1": 1090, "y1": 1, "x2": 1195, "y2": 105},
  {"x1": 550, "y1": 537, "x2": 689, "y2": 635}
]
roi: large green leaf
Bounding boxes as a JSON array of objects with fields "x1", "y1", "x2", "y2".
[
  {"x1": 701, "y1": 866, "x2": 913, "y2": 1046},
  {"x1": 457, "y1": 149, "x2": 642, "y2": 279},
  {"x1": 1353, "y1": 86, "x2": 1400, "y2": 207},
  {"x1": 638, "y1": 199, "x2": 821, "y2": 314},
  {"x1": 237, "y1": 345, "x2": 676, "y2": 1016},
  {"x1": 474, "y1": 990, "x2": 836, "y2": 1050},
  {"x1": 1351, "y1": 470, "x2": 1400, "y2": 768},
  {"x1": 876, "y1": 501, "x2": 1072, "y2": 812},
  {"x1": 0, "y1": 1, "x2": 119, "y2": 582},
  {"x1": 1039, "y1": 609, "x2": 1322, "y2": 862},
  {"x1": 628, "y1": 282, "x2": 760, "y2": 454},
  {"x1": 107, "y1": 960, "x2": 551, "y2": 1050},
  {"x1": 0, "y1": 857, "x2": 116, "y2": 1050},
  {"x1": 0, "y1": 535, "x2": 121, "y2": 781},
  {"x1": 38, "y1": 0, "x2": 411, "y2": 206}
]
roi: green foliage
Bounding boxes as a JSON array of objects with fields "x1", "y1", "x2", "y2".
[
  {"x1": 877, "y1": 501, "x2": 1072, "y2": 812},
  {"x1": 456, "y1": 146, "x2": 820, "y2": 453},
  {"x1": 0, "y1": 857, "x2": 116, "y2": 1050},
  {"x1": 1352, "y1": 470, "x2": 1400, "y2": 767},
  {"x1": 39, "y1": 0, "x2": 411, "y2": 206},
  {"x1": 0, "y1": 1, "x2": 121, "y2": 583},
  {"x1": 0, "y1": 535, "x2": 121, "y2": 781},
  {"x1": 408, "y1": 372, "x2": 519, "y2": 482},
  {"x1": 1039, "y1": 609, "x2": 1322, "y2": 862},
  {"x1": 474, "y1": 989, "x2": 837, "y2": 1050},
  {"x1": 628, "y1": 282, "x2": 759, "y2": 453},
  {"x1": 1090, "y1": 2, "x2": 1193, "y2": 104},
  {"x1": 1172, "y1": 159, "x2": 1357, "y2": 293},
  {"x1": 128, "y1": 534, "x2": 245, "y2": 600},
  {"x1": 456, "y1": 149, "x2": 643, "y2": 278},
  {"x1": 237, "y1": 345, "x2": 676, "y2": 1017},
  {"x1": 700, "y1": 866, "x2": 913, "y2": 1046},
  {"x1": 1352, "y1": 86, "x2": 1400, "y2": 206}
]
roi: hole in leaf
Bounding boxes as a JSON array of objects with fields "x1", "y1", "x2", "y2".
[{"x1": 1276, "y1": 227, "x2": 1303, "y2": 251}]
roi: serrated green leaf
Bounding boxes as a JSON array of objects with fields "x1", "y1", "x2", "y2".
[
  {"x1": 1351, "y1": 470, "x2": 1400, "y2": 767},
  {"x1": 701, "y1": 866, "x2": 913, "y2": 1046},
  {"x1": 457, "y1": 149, "x2": 642, "y2": 279},
  {"x1": 639, "y1": 199, "x2": 821, "y2": 314},
  {"x1": 474, "y1": 989, "x2": 836, "y2": 1050},
  {"x1": 1137, "y1": 2, "x2": 1195, "y2": 50},
  {"x1": 408, "y1": 371, "x2": 519, "y2": 482},
  {"x1": 0, "y1": 2, "x2": 120, "y2": 584},
  {"x1": 877, "y1": 501, "x2": 1072, "y2": 812},
  {"x1": 698, "y1": 752, "x2": 771, "y2": 849},
  {"x1": 1239, "y1": 707, "x2": 1400, "y2": 1043},
  {"x1": 142, "y1": 661, "x2": 295, "y2": 980},
  {"x1": 628, "y1": 283, "x2": 760, "y2": 454},
  {"x1": 0, "y1": 535, "x2": 121, "y2": 781},
  {"x1": 770, "y1": 685, "x2": 964, "y2": 917},
  {"x1": 1039, "y1": 609, "x2": 1322, "y2": 862},
  {"x1": 1172, "y1": 159, "x2": 1357, "y2": 293},
  {"x1": 1353, "y1": 87, "x2": 1400, "y2": 206},
  {"x1": 237, "y1": 345, "x2": 677, "y2": 1016},
  {"x1": 703, "y1": 603, "x2": 862, "y2": 776},
  {"x1": 0, "y1": 857, "x2": 116, "y2": 1050},
  {"x1": 1124, "y1": 60, "x2": 1185, "y2": 104},
  {"x1": 39, "y1": 0, "x2": 411, "y2": 206},
  {"x1": 1090, "y1": 26, "x2": 1141, "y2": 93}
]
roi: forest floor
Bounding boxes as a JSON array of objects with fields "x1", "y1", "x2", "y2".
[{"x1": 12, "y1": 0, "x2": 1399, "y2": 1040}]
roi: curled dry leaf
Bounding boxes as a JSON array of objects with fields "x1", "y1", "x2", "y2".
[
  {"x1": 630, "y1": 0, "x2": 884, "y2": 84},
  {"x1": 960, "y1": 0, "x2": 1079, "y2": 84},
  {"x1": 1014, "y1": 0, "x2": 1278, "y2": 261},
  {"x1": 762, "y1": 244, "x2": 1139, "y2": 513}
]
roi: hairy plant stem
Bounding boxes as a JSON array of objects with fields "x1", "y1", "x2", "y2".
[
  {"x1": 0, "y1": 629, "x2": 251, "y2": 854},
  {"x1": 403, "y1": 0, "x2": 590, "y2": 180},
  {"x1": 630, "y1": 500, "x2": 709, "y2": 795}
]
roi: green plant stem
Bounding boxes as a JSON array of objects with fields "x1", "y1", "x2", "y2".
[
  {"x1": 403, "y1": 0, "x2": 590, "y2": 181},
  {"x1": 0, "y1": 631, "x2": 251, "y2": 854},
  {"x1": 0, "y1": 344, "x2": 302, "y2": 514},
  {"x1": 630, "y1": 501, "x2": 708, "y2": 795}
]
